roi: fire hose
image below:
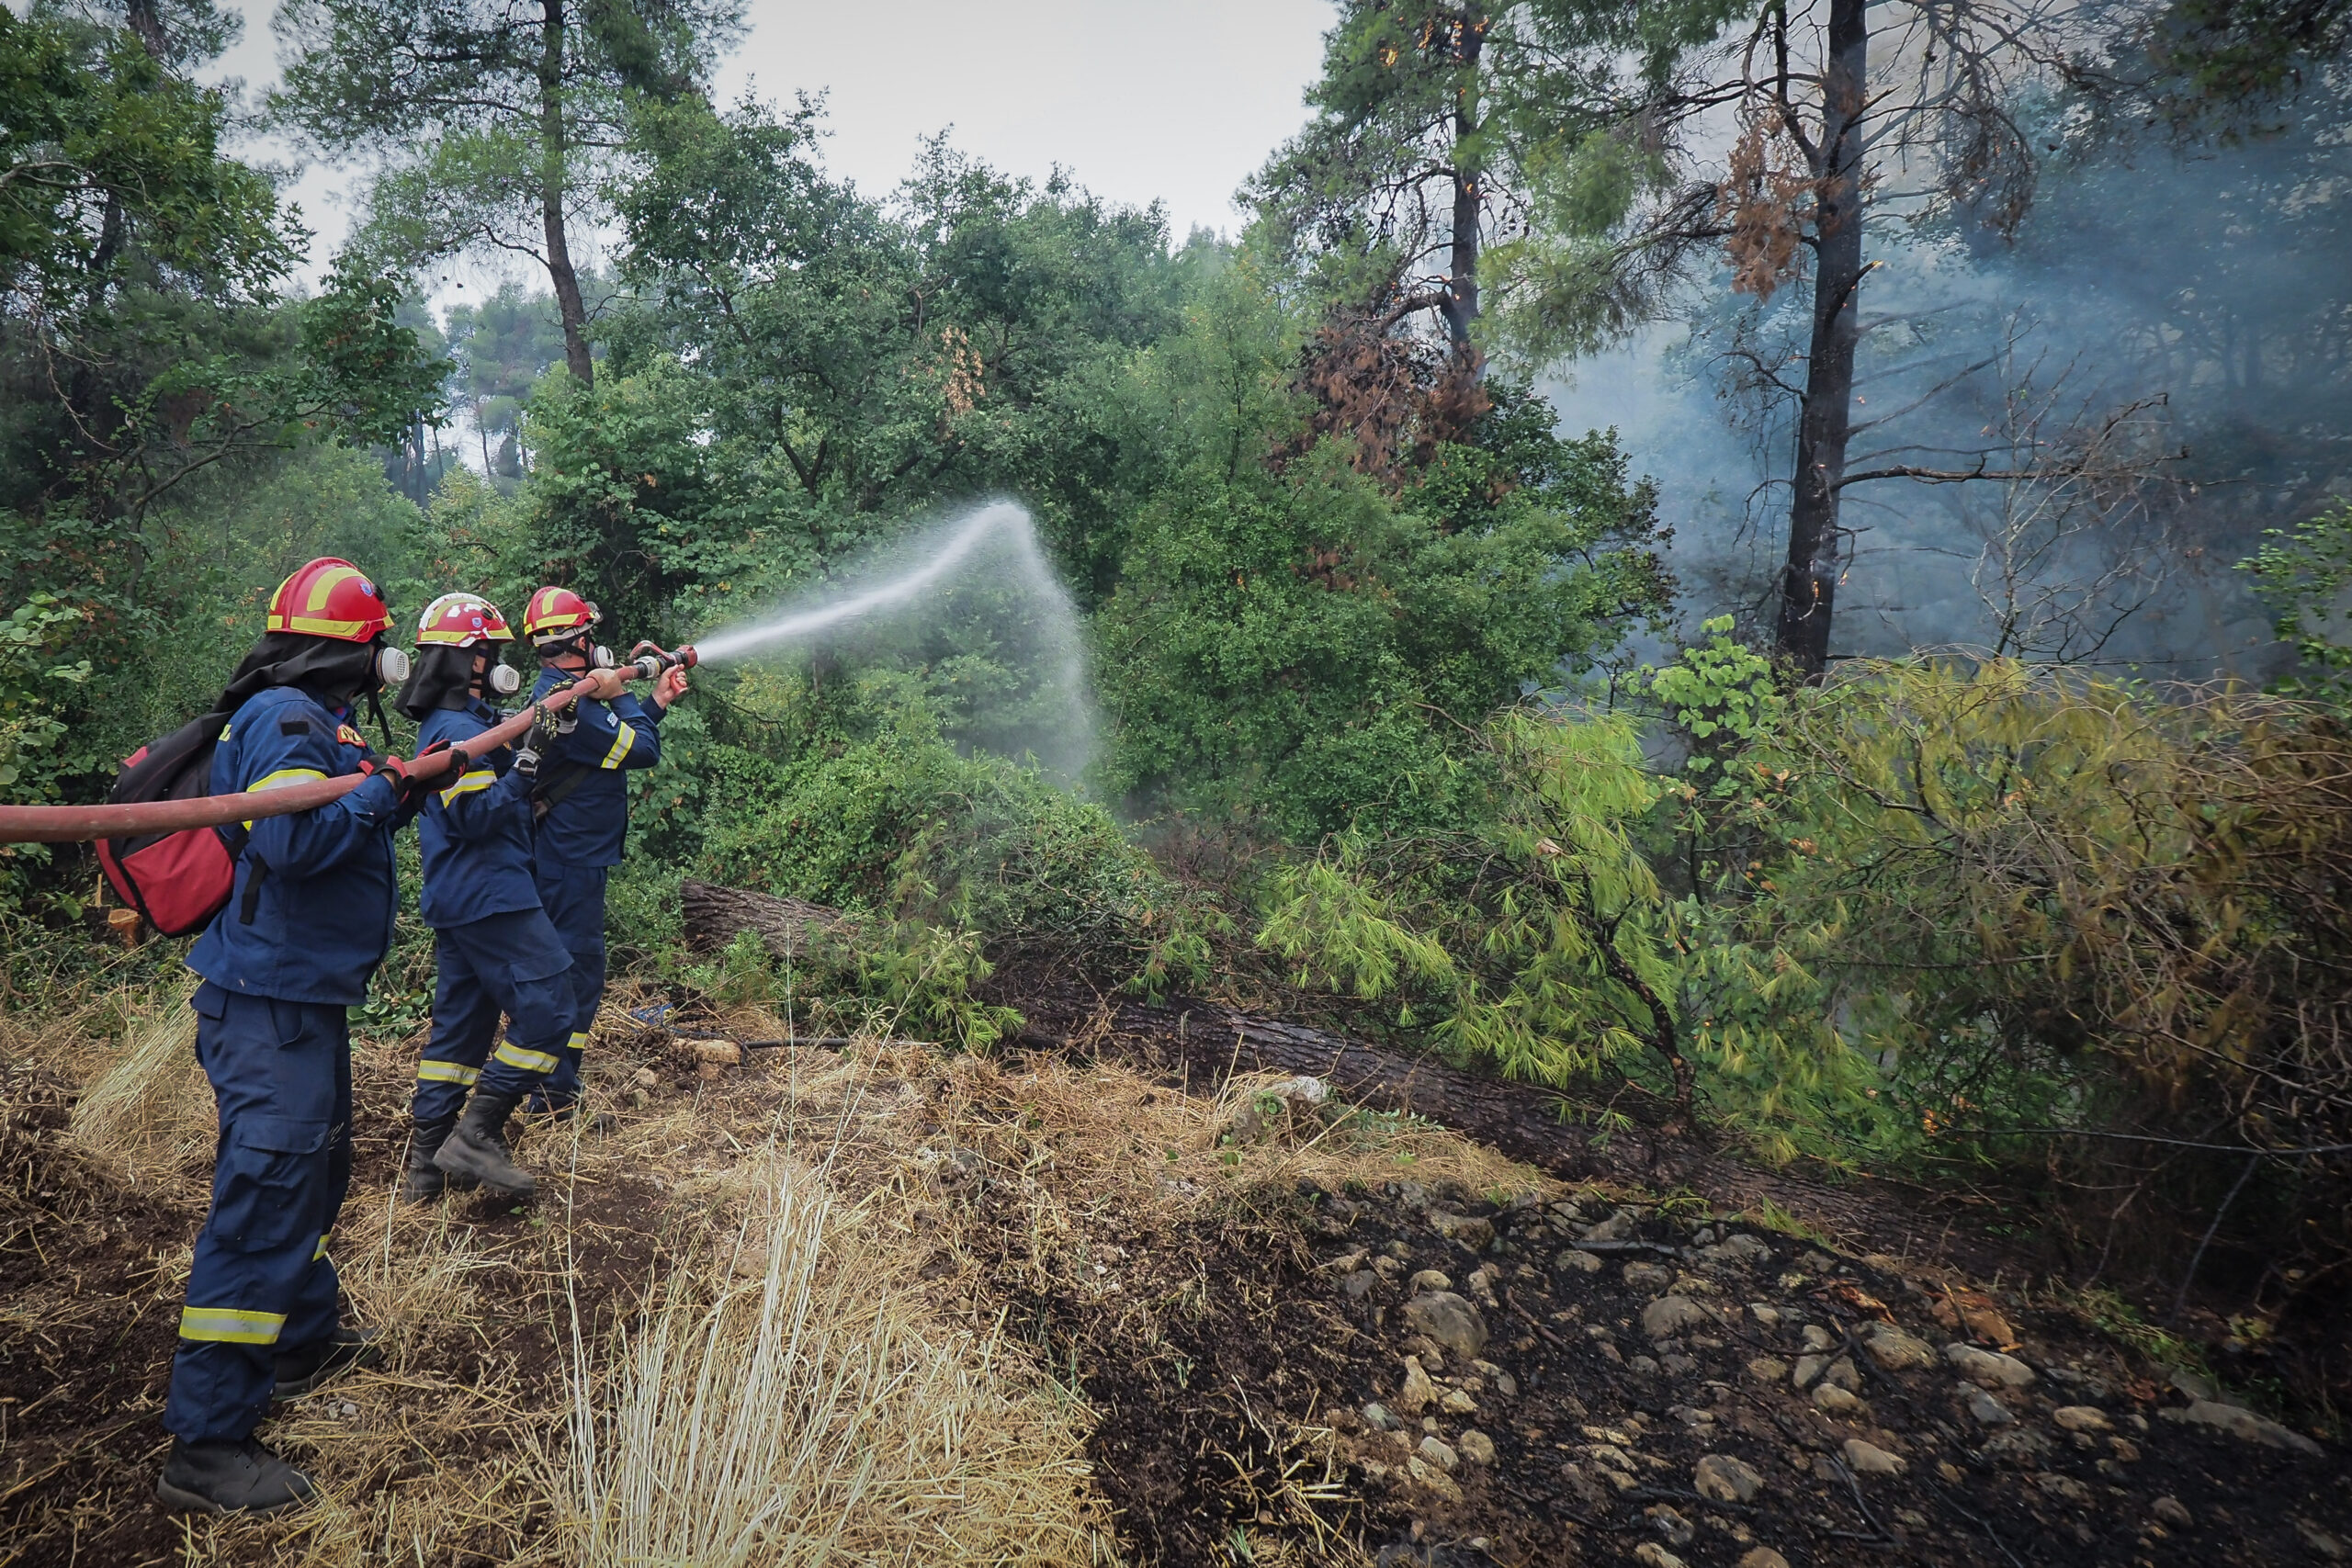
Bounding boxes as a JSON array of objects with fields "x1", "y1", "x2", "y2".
[{"x1": 0, "y1": 651, "x2": 678, "y2": 845}]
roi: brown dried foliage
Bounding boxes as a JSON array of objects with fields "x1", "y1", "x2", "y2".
[
  {"x1": 1717, "y1": 117, "x2": 1817, "y2": 301},
  {"x1": 1275, "y1": 306, "x2": 1491, "y2": 489}
]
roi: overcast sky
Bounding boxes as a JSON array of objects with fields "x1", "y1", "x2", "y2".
[{"x1": 209, "y1": 0, "x2": 1335, "y2": 290}]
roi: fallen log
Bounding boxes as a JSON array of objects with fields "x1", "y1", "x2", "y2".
[
  {"x1": 682, "y1": 877, "x2": 1604, "y2": 1179},
  {"x1": 681, "y1": 879, "x2": 855, "y2": 960},
  {"x1": 679, "y1": 880, "x2": 2038, "y2": 1267}
]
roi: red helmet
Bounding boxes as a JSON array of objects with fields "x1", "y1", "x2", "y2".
[
  {"x1": 523, "y1": 586, "x2": 600, "y2": 646},
  {"x1": 266, "y1": 558, "x2": 393, "y2": 642},
  {"x1": 416, "y1": 592, "x2": 515, "y2": 648}
]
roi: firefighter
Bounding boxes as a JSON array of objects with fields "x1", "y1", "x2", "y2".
[
  {"x1": 515, "y1": 587, "x2": 687, "y2": 1112},
  {"x1": 392, "y1": 593, "x2": 574, "y2": 1201},
  {"x1": 158, "y1": 558, "x2": 434, "y2": 1516}
]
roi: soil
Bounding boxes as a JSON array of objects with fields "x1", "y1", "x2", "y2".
[{"x1": 3, "y1": 988, "x2": 2345, "y2": 1567}]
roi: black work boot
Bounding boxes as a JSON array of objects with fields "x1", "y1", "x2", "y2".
[
  {"x1": 275, "y1": 1325, "x2": 383, "y2": 1400},
  {"x1": 400, "y1": 1115, "x2": 462, "y2": 1202},
  {"x1": 154, "y1": 1437, "x2": 316, "y2": 1515},
  {"x1": 433, "y1": 1091, "x2": 535, "y2": 1197}
]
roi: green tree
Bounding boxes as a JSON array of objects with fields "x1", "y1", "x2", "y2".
[
  {"x1": 1, "y1": 2, "x2": 444, "y2": 813},
  {"x1": 271, "y1": 0, "x2": 741, "y2": 385}
]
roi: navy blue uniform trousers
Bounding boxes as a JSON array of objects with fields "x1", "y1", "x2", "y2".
[
  {"x1": 528, "y1": 859, "x2": 607, "y2": 1111},
  {"x1": 412, "y1": 908, "x2": 577, "y2": 1125},
  {"x1": 164, "y1": 983, "x2": 351, "y2": 1442}
]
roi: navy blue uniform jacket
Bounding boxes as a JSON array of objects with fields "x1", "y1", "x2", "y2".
[
  {"x1": 526, "y1": 668, "x2": 663, "y2": 867},
  {"x1": 415, "y1": 699, "x2": 539, "y2": 929},
  {"x1": 186, "y1": 687, "x2": 411, "y2": 1006}
]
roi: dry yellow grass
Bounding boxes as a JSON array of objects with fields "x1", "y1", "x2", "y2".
[
  {"x1": 5, "y1": 967, "x2": 1566, "y2": 1565},
  {"x1": 63, "y1": 976, "x2": 209, "y2": 1185}
]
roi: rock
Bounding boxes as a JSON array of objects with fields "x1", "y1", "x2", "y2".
[
  {"x1": 2169, "y1": 1367, "x2": 2221, "y2": 1402},
  {"x1": 1694, "y1": 1453, "x2": 1765, "y2": 1503},
  {"x1": 1629, "y1": 1354, "x2": 1660, "y2": 1374},
  {"x1": 1419, "y1": 1435, "x2": 1459, "y2": 1472},
  {"x1": 1557, "y1": 1247, "x2": 1604, "y2": 1274},
  {"x1": 1842, "y1": 1438, "x2": 1905, "y2": 1474},
  {"x1": 1748, "y1": 1303, "x2": 1781, "y2": 1326},
  {"x1": 1965, "y1": 1388, "x2": 2015, "y2": 1427},
  {"x1": 1802, "y1": 1324, "x2": 1837, "y2": 1352},
  {"x1": 1471, "y1": 1359, "x2": 1516, "y2": 1396},
  {"x1": 2052, "y1": 1404, "x2": 2110, "y2": 1432},
  {"x1": 2151, "y1": 1495, "x2": 2193, "y2": 1529},
  {"x1": 1738, "y1": 1551, "x2": 1792, "y2": 1568},
  {"x1": 2300, "y1": 1521, "x2": 2350, "y2": 1562},
  {"x1": 1646, "y1": 1505, "x2": 1696, "y2": 1547},
  {"x1": 1979, "y1": 1427, "x2": 2054, "y2": 1464},
  {"x1": 2037, "y1": 1473, "x2": 2093, "y2": 1506},
  {"x1": 631, "y1": 1066, "x2": 659, "y2": 1089},
  {"x1": 1863, "y1": 1324, "x2": 1939, "y2": 1371},
  {"x1": 1267, "y1": 1074, "x2": 1329, "y2": 1107},
  {"x1": 691, "y1": 1038, "x2": 742, "y2": 1066},
  {"x1": 1464, "y1": 1264, "x2": 1501, "y2": 1306},
  {"x1": 1319, "y1": 1247, "x2": 1370, "y2": 1274},
  {"x1": 1362, "y1": 1402, "x2": 1397, "y2": 1430},
  {"x1": 1641, "y1": 1295, "x2": 1714, "y2": 1339},
  {"x1": 2109, "y1": 1437, "x2": 2140, "y2": 1462},
  {"x1": 1405, "y1": 1454, "x2": 1462, "y2": 1501},
  {"x1": 1341, "y1": 1271, "x2": 1379, "y2": 1303},
  {"x1": 1442, "y1": 1387, "x2": 1479, "y2": 1415},
  {"x1": 1720, "y1": 1233, "x2": 1774, "y2": 1263},
  {"x1": 1402, "y1": 1292, "x2": 1489, "y2": 1359},
  {"x1": 1946, "y1": 1343, "x2": 2036, "y2": 1389},
  {"x1": 1631, "y1": 1546, "x2": 1686, "y2": 1568},
  {"x1": 1814, "y1": 1382, "x2": 1864, "y2": 1416},
  {"x1": 1824, "y1": 1355, "x2": 1861, "y2": 1392},
  {"x1": 1458, "y1": 1428, "x2": 1497, "y2": 1465},
  {"x1": 1692, "y1": 1227, "x2": 1717, "y2": 1246},
  {"x1": 1792, "y1": 1353, "x2": 1830, "y2": 1389},
  {"x1": 1585, "y1": 1210, "x2": 1636, "y2": 1243},
  {"x1": 1661, "y1": 1353, "x2": 1700, "y2": 1376},
  {"x1": 1624, "y1": 1261, "x2": 1674, "y2": 1292},
  {"x1": 1397, "y1": 1356, "x2": 1438, "y2": 1414},
  {"x1": 1747, "y1": 1357, "x2": 1790, "y2": 1383},
  {"x1": 1409, "y1": 1269, "x2": 1453, "y2": 1293},
  {"x1": 1427, "y1": 1209, "x2": 1496, "y2": 1250},
  {"x1": 2165, "y1": 1398, "x2": 2324, "y2": 1455}
]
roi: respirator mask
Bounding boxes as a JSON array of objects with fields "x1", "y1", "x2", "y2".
[
  {"x1": 584, "y1": 644, "x2": 615, "y2": 670},
  {"x1": 484, "y1": 662, "x2": 523, "y2": 697},
  {"x1": 377, "y1": 646, "x2": 412, "y2": 687}
]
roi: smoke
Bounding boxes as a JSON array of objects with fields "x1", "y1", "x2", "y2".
[
  {"x1": 1541, "y1": 107, "x2": 2350, "y2": 679},
  {"x1": 690, "y1": 500, "x2": 1099, "y2": 781}
]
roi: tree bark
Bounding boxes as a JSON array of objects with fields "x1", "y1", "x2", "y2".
[
  {"x1": 1442, "y1": 4, "x2": 1487, "y2": 347},
  {"x1": 1774, "y1": 0, "x2": 1868, "y2": 678},
  {"x1": 539, "y1": 0, "x2": 594, "y2": 387}
]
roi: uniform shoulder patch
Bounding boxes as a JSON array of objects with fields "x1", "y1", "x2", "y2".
[{"x1": 335, "y1": 724, "x2": 368, "y2": 749}]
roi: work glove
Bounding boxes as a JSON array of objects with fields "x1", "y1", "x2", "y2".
[{"x1": 377, "y1": 740, "x2": 467, "y2": 807}]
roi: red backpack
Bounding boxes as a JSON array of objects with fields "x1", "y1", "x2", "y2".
[{"x1": 96, "y1": 714, "x2": 243, "y2": 937}]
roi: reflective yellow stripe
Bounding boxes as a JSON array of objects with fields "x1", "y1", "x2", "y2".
[
  {"x1": 179, "y1": 1305, "x2": 287, "y2": 1345},
  {"x1": 438, "y1": 768, "x2": 496, "y2": 806},
  {"x1": 313, "y1": 1231, "x2": 332, "y2": 1261},
  {"x1": 597, "y1": 722, "x2": 639, "y2": 770},
  {"x1": 243, "y1": 766, "x2": 330, "y2": 829},
  {"x1": 567, "y1": 1032, "x2": 589, "y2": 1051},
  {"x1": 494, "y1": 1042, "x2": 560, "y2": 1074},
  {"x1": 415, "y1": 1060, "x2": 481, "y2": 1085}
]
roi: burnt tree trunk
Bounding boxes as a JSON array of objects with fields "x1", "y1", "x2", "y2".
[
  {"x1": 1774, "y1": 0, "x2": 1869, "y2": 678},
  {"x1": 1442, "y1": 4, "x2": 1487, "y2": 348}
]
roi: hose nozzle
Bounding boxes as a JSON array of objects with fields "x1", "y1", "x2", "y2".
[{"x1": 625, "y1": 641, "x2": 700, "y2": 681}]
